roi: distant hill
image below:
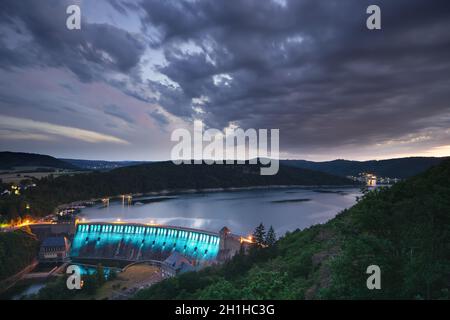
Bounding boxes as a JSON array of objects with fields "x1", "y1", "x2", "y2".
[
  {"x1": 60, "y1": 158, "x2": 149, "y2": 170},
  {"x1": 104, "y1": 161, "x2": 354, "y2": 191},
  {"x1": 39, "y1": 161, "x2": 354, "y2": 201},
  {"x1": 282, "y1": 157, "x2": 449, "y2": 178},
  {"x1": 0, "y1": 152, "x2": 79, "y2": 171},
  {"x1": 4, "y1": 162, "x2": 354, "y2": 219}
]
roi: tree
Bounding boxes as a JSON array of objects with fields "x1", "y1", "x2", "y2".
[
  {"x1": 108, "y1": 269, "x2": 118, "y2": 281},
  {"x1": 82, "y1": 274, "x2": 99, "y2": 294},
  {"x1": 197, "y1": 278, "x2": 241, "y2": 299},
  {"x1": 96, "y1": 263, "x2": 106, "y2": 285},
  {"x1": 253, "y1": 223, "x2": 266, "y2": 246},
  {"x1": 265, "y1": 226, "x2": 277, "y2": 247}
]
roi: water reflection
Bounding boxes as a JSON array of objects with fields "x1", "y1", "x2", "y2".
[{"x1": 81, "y1": 187, "x2": 361, "y2": 236}]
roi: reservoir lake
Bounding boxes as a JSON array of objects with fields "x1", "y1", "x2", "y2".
[{"x1": 80, "y1": 187, "x2": 361, "y2": 236}]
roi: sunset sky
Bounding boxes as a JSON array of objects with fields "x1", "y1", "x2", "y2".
[{"x1": 1, "y1": 0, "x2": 449, "y2": 161}]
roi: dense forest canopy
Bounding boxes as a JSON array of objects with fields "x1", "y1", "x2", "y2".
[{"x1": 0, "y1": 229, "x2": 39, "y2": 282}]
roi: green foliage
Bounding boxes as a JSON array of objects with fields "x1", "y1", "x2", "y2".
[
  {"x1": 0, "y1": 196, "x2": 22, "y2": 220},
  {"x1": 82, "y1": 274, "x2": 101, "y2": 295},
  {"x1": 31, "y1": 276, "x2": 77, "y2": 300},
  {"x1": 197, "y1": 279, "x2": 240, "y2": 299},
  {"x1": 265, "y1": 226, "x2": 277, "y2": 247},
  {"x1": 321, "y1": 160, "x2": 450, "y2": 299},
  {"x1": 253, "y1": 223, "x2": 266, "y2": 246},
  {"x1": 109, "y1": 269, "x2": 118, "y2": 281},
  {"x1": 0, "y1": 230, "x2": 39, "y2": 281},
  {"x1": 96, "y1": 264, "x2": 106, "y2": 286}
]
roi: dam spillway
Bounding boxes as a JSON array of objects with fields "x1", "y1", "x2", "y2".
[{"x1": 71, "y1": 223, "x2": 220, "y2": 264}]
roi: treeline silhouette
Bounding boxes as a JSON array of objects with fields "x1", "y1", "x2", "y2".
[{"x1": 282, "y1": 156, "x2": 448, "y2": 178}]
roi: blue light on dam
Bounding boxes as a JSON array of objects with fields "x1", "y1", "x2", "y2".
[{"x1": 71, "y1": 223, "x2": 220, "y2": 263}]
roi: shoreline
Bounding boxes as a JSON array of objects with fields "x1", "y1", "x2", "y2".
[{"x1": 59, "y1": 184, "x2": 360, "y2": 209}]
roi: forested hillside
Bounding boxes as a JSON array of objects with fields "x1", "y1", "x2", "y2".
[
  {"x1": 0, "y1": 229, "x2": 39, "y2": 282},
  {"x1": 135, "y1": 160, "x2": 450, "y2": 300},
  {"x1": 0, "y1": 152, "x2": 78, "y2": 170},
  {"x1": 282, "y1": 157, "x2": 448, "y2": 178},
  {"x1": 0, "y1": 162, "x2": 353, "y2": 221}
]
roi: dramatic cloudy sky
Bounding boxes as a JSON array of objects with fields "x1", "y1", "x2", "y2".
[{"x1": 0, "y1": 0, "x2": 449, "y2": 161}]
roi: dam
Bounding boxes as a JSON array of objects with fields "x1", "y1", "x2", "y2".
[{"x1": 71, "y1": 222, "x2": 221, "y2": 265}]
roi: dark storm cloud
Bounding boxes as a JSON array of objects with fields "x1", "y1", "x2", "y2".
[
  {"x1": 136, "y1": 0, "x2": 450, "y2": 153},
  {"x1": 1, "y1": 0, "x2": 450, "y2": 159},
  {"x1": 0, "y1": 0, "x2": 145, "y2": 82}
]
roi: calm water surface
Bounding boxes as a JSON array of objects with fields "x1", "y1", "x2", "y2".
[{"x1": 80, "y1": 187, "x2": 361, "y2": 236}]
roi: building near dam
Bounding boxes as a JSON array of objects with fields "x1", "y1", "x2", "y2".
[
  {"x1": 39, "y1": 236, "x2": 71, "y2": 263},
  {"x1": 30, "y1": 222, "x2": 76, "y2": 241},
  {"x1": 70, "y1": 222, "x2": 241, "y2": 269}
]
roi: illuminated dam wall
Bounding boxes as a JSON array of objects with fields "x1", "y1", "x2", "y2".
[{"x1": 71, "y1": 223, "x2": 220, "y2": 264}]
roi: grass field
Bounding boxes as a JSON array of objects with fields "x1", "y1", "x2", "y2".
[{"x1": 0, "y1": 167, "x2": 86, "y2": 184}]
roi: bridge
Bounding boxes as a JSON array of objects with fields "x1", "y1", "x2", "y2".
[{"x1": 71, "y1": 222, "x2": 221, "y2": 265}]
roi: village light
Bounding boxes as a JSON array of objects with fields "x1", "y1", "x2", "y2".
[{"x1": 240, "y1": 235, "x2": 255, "y2": 244}]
